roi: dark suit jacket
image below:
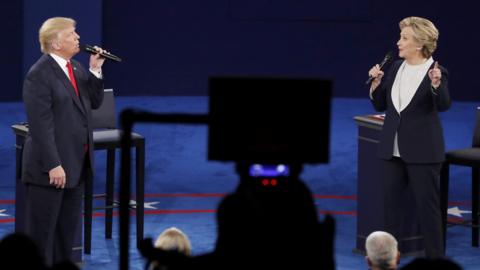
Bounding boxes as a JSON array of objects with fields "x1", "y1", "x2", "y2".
[
  {"x1": 371, "y1": 60, "x2": 451, "y2": 164},
  {"x1": 22, "y1": 54, "x2": 104, "y2": 188}
]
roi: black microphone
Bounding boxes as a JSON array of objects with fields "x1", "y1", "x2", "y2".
[
  {"x1": 365, "y1": 51, "x2": 393, "y2": 85},
  {"x1": 82, "y1": 44, "x2": 122, "y2": 62}
]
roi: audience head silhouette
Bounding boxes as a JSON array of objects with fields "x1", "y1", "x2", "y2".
[
  {"x1": 0, "y1": 233, "x2": 46, "y2": 270},
  {"x1": 401, "y1": 257, "x2": 462, "y2": 270},
  {"x1": 50, "y1": 261, "x2": 80, "y2": 270},
  {"x1": 365, "y1": 231, "x2": 400, "y2": 270}
]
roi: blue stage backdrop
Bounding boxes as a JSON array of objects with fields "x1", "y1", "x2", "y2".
[
  {"x1": 0, "y1": 1, "x2": 23, "y2": 101},
  {"x1": 1, "y1": 0, "x2": 479, "y2": 101},
  {"x1": 101, "y1": 0, "x2": 480, "y2": 100}
]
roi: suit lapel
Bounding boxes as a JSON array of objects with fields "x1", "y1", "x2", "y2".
[
  {"x1": 416, "y1": 62, "x2": 436, "y2": 93},
  {"x1": 386, "y1": 61, "x2": 402, "y2": 90},
  {"x1": 385, "y1": 61, "x2": 402, "y2": 116},
  {"x1": 401, "y1": 61, "x2": 435, "y2": 112},
  {"x1": 47, "y1": 55, "x2": 87, "y2": 116}
]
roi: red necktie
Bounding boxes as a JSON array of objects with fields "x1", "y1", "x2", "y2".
[{"x1": 66, "y1": 61, "x2": 79, "y2": 96}]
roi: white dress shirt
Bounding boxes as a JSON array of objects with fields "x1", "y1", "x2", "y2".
[{"x1": 50, "y1": 53, "x2": 102, "y2": 79}]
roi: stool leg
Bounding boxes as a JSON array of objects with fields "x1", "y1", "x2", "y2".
[
  {"x1": 84, "y1": 177, "x2": 93, "y2": 254},
  {"x1": 440, "y1": 163, "x2": 450, "y2": 250},
  {"x1": 106, "y1": 149, "x2": 115, "y2": 239},
  {"x1": 136, "y1": 139, "x2": 145, "y2": 248},
  {"x1": 473, "y1": 168, "x2": 479, "y2": 247}
]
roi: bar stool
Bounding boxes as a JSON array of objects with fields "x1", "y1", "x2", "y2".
[
  {"x1": 441, "y1": 108, "x2": 480, "y2": 247},
  {"x1": 85, "y1": 89, "x2": 145, "y2": 254}
]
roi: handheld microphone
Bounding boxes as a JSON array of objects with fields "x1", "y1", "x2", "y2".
[
  {"x1": 82, "y1": 44, "x2": 122, "y2": 62},
  {"x1": 365, "y1": 51, "x2": 393, "y2": 85}
]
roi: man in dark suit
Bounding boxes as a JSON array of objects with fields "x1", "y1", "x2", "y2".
[{"x1": 22, "y1": 17, "x2": 106, "y2": 265}]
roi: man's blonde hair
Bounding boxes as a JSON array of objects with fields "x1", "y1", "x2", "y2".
[
  {"x1": 38, "y1": 17, "x2": 76, "y2": 54},
  {"x1": 399, "y1": 16, "x2": 439, "y2": 58}
]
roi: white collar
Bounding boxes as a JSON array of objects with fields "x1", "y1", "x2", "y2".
[
  {"x1": 49, "y1": 53, "x2": 70, "y2": 68},
  {"x1": 404, "y1": 57, "x2": 434, "y2": 68}
]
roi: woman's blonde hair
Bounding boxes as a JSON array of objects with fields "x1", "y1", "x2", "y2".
[
  {"x1": 39, "y1": 17, "x2": 76, "y2": 54},
  {"x1": 154, "y1": 227, "x2": 191, "y2": 256},
  {"x1": 399, "y1": 16, "x2": 439, "y2": 58}
]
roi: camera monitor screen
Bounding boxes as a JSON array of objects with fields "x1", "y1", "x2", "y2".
[{"x1": 208, "y1": 77, "x2": 332, "y2": 164}]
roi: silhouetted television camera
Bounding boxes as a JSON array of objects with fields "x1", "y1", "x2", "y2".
[{"x1": 208, "y1": 76, "x2": 332, "y2": 167}]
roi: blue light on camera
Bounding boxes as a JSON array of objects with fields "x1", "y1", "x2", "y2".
[{"x1": 249, "y1": 164, "x2": 290, "y2": 177}]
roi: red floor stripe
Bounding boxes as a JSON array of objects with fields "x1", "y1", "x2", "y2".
[
  {"x1": 448, "y1": 217, "x2": 467, "y2": 223},
  {"x1": 0, "y1": 193, "x2": 472, "y2": 206},
  {"x1": 90, "y1": 209, "x2": 355, "y2": 217},
  {"x1": 143, "y1": 193, "x2": 226, "y2": 198},
  {"x1": 449, "y1": 201, "x2": 472, "y2": 206},
  {"x1": 0, "y1": 218, "x2": 15, "y2": 223},
  {"x1": 314, "y1": 195, "x2": 357, "y2": 200},
  {"x1": 144, "y1": 193, "x2": 359, "y2": 200},
  {"x1": 92, "y1": 212, "x2": 119, "y2": 218},
  {"x1": 0, "y1": 200, "x2": 15, "y2": 204},
  {"x1": 145, "y1": 209, "x2": 216, "y2": 214},
  {"x1": 91, "y1": 209, "x2": 217, "y2": 218},
  {"x1": 319, "y1": 210, "x2": 357, "y2": 216},
  {"x1": 1, "y1": 209, "x2": 470, "y2": 224}
]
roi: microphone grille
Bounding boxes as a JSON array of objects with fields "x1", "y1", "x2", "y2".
[
  {"x1": 380, "y1": 51, "x2": 393, "y2": 67},
  {"x1": 385, "y1": 51, "x2": 393, "y2": 60}
]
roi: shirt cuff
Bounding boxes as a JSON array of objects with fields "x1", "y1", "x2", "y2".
[
  {"x1": 431, "y1": 85, "x2": 439, "y2": 95},
  {"x1": 369, "y1": 86, "x2": 375, "y2": 100},
  {"x1": 89, "y1": 68, "x2": 103, "y2": 79}
]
